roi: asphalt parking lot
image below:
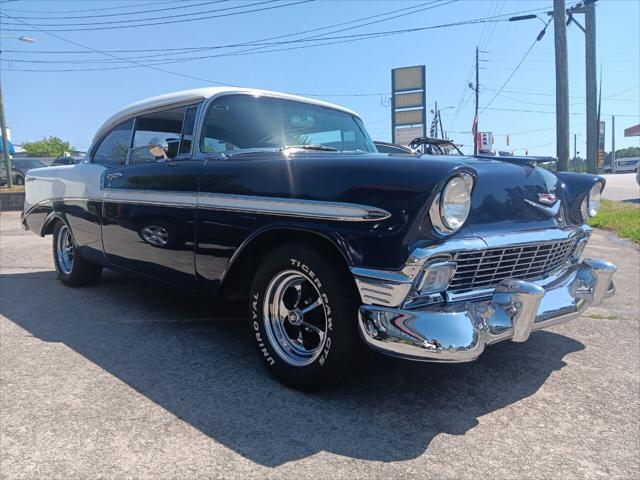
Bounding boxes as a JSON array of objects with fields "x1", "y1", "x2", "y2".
[
  {"x1": 1, "y1": 211, "x2": 638, "y2": 479},
  {"x1": 601, "y1": 173, "x2": 640, "y2": 203}
]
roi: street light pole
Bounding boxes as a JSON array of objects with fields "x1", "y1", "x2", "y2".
[{"x1": 0, "y1": 35, "x2": 36, "y2": 189}]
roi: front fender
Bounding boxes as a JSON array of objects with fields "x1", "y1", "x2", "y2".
[{"x1": 555, "y1": 172, "x2": 605, "y2": 224}]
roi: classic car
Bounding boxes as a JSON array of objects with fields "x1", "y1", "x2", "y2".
[
  {"x1": 372, "y1": 140, "x2": 416, "y2": 155},
  {"x1": 21, "y1": 87, "x2": 617, "y2": 389},
  {"x1": 409, "y1": 136, "x2": 464, "y2": 156},
  {"x1": 51, "y1": 155, "x2": 85, "y2": 167},
  {"x1": 7, "y1": 158, "x2": 47, "y2": 185}
]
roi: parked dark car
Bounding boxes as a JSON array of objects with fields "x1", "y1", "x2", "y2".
[
  {"x1": 21, "y1": 87, "x2": 617, "y2": 389},
  {"x1": 409, "y1": 136, "x2": 464, "y2": 155},
  {"x1": 373, "y1": 140, "x2": 415, "y2": 155},
  {"x1": 51, "y1": 156, "x2": 84, "y2": 167},
  {"x1": 6, "y1": 158, "x2": 47, "y2": 185}
]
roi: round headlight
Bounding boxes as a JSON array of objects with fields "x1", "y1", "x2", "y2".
[
  {"x1": 588, "y1": 182, "x2": 602, "y2": 217},
  {"x1": 581, "y1": 182, "x2": 602, "y2": 219},
  {"x1": 430, "y1": 173, "x2": 473, "y2": 234}
]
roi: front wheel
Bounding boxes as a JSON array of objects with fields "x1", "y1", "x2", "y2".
[
  {"x1": 249, "y1": 243, "x2": 364, "y2": 390},
  {"x1": 52, "y1": 221, "x2": 102, "y2": 286}
]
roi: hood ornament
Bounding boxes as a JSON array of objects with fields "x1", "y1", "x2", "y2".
[{"x1": 524, "y1": 193, "x2": 561, "y2": 217}]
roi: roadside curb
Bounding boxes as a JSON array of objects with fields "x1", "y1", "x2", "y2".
[{"x1": 0, "y1": 191, "x2": 25, "y2": 211}]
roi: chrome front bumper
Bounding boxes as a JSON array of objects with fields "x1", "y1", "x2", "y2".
[{"x1": 358, "y1": 258, "x2": 616, "y2": 362}]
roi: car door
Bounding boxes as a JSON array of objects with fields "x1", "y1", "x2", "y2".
[{"x1": 101, "y1": 104, "x2": 202, "y2": 287}]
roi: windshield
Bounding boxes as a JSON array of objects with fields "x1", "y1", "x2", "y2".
[
  {"x1": 14, "y1": 159, "x2": 45, "y2": 169},
  {"x1": 200, "y1": 94, "x2": 375, "y2": 154}
]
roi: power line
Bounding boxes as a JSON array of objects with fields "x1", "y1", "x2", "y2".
[
  {"x1": 0, "y1": 0, "x2": 445, "y2": 56},
  {"x1": 483, "y1": 106, "x2": 640, "y2": 118},
  {"x1": 1, "y1": 0, "x2": 451, "y2": 64},
  {"x1": 482, "y1": 83, "x2": 640, "y2": 100},
  {"x1": 0, "y1": 21, "x2": 499, "y2": 72},
  {"x1": 0, "y1": 0, "x2": 313, "y2": 32},
  {"x1": 0, "y1": 10, "x2": 230, "y2": 86},
  {"x1": 0, "y1": 2, "x2": 449, "y2": 99},
  {"x1": 0, "y1": 0, "x2": 190, "y2": 14},
  {"x1": 479, "y1": 32, "x2": 544, "y2": 114},
  {"x1": 3, "y1": 0, "x2": 225, "y2": 20},
  {"x1": 2, "y1": 6, "x2": 550, "y2": 72}
]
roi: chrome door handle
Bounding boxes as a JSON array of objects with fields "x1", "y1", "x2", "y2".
[{"x1": 106, "y1": 172, "x2": 123, "y2": 181}]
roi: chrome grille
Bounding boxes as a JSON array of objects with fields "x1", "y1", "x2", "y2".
[{"x1": 449, "y1": 238, "x2": 578, "y2": 292}]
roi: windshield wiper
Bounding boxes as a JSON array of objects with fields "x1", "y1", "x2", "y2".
[{"x1": 281, "y1": 144, "x2": 338, "y2": 152}]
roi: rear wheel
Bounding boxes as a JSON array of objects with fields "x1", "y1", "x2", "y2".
[
  {"x1": 52, "y1": 221, "x2": 102, "y2": 286},
  {"x1": 249, "y1": 243, "x2": 364, "y2": 389}
]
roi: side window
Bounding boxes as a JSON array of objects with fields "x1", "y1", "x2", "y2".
[
  {"x1": 129, "y1": 106, "x2": 188, "y2": 164},
  {"x1": 92, "y1": 119, "x2": 134, "y2": 167}
]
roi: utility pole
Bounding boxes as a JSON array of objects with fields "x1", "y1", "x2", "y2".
[
  {"x1": 553, "y1": 0, "x2": 570, "y2": 171},
  {"x1": 567, "y1": 0, "x2": 598, "y2": 173},
  {"x1": 474, "y1": 46, "x2": 479, "y2": 155},
  {"x1": 574, "y1": 133, "x2": 577, "y2": 162},
  {"x1": 611, "y1": 115, "x2": 616, "y2": 173},
  {"x1": 584, "y1": 1, "x2": 598, "y2": 174},
  {"x1": 0, "y1": 80, "x2": 12, "y2": 189}
]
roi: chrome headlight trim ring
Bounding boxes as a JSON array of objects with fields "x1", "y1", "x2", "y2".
[{"x1": 429, "y1": 172, "x2": 474, "y2": 235}]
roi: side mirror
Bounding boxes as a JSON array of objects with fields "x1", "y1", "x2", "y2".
[{"x1": 148, "y1": 137, "x2": 169, "y2": 159}]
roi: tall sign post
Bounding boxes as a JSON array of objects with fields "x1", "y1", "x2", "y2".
[
  {"x1": 391, "y1": 66, "x2": 426, "y2": 146},
  {"x1": 597, "y1": 121, "x2": 605, "y2": 170}
]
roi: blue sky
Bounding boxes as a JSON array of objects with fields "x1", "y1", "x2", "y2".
[{"x1": 1, "y1": 0, "x2": 639, "y2": 157}]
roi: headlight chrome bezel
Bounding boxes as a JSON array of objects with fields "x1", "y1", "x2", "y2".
[
  {"x1": 430, "y1": 172, "x2": 474, "y2": 235},
  {"x1": 581, "y1": 181, "x2": 603, "y2": 220}
]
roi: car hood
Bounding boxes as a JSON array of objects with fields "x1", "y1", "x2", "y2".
[{"x1": 453, "y1": 156, "x2": 564, "y2": 235}]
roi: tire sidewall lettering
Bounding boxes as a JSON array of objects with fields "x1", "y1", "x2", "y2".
[{"x1": 253, "y1": 258, "x2": 334, "y2": 369}]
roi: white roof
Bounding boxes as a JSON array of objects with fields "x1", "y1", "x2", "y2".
[{"x1": 93, "y1": 87, "x2": 360, "y2": 143}]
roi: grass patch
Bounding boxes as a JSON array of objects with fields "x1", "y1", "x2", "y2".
[
  {"x1": 584, "y1": 312, "x2": 618, "y2": 320},
  {"x1": 0, "y1": 185, "x2": 25, "y2": 193},
  {"x1": 588, "y1": 200, "x2": 640, "y2": 243}
]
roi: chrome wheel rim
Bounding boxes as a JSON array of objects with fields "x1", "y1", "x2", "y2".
[
  {"x1": 56, "y1": 225, "x2": 74, "y2": 274},
  {"x1": 263, "y1": 270, "x2": 328, "y2": 367},
  {"x1": 140, "y1": 225, "x2": 169, "y2": 247}
]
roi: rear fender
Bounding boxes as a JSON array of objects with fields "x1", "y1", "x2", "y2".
[{"x1": 42, "y1": 211, "x2": 70, "y2": 237}]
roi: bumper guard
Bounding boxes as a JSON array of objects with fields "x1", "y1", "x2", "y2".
[{"x1": 358, "y1": 258, "x2": 616, "y2": 362}]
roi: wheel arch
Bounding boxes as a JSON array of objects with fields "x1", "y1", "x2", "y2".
[
  {"x1": 217, "y1": 227, "x2": 355, "y2": 302},
  {"x1": 41, "y1": 211, "x2": 70, "y2": 237}
]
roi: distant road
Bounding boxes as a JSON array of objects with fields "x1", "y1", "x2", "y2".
[{"x1": 601, "y1": 173, "x2": 639, "y2": 202}]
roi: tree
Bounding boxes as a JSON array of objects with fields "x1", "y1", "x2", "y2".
[
  {"x1": 22, "y1": 137, "x2": 72, "y2": 157},
  {"x1": 569, "y1": 155, "x2": 587, "y2": 172}
]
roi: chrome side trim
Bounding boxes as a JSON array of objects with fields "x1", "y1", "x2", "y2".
[
  {"x1": 103, "y1": 190, "x2": 195, "y2": 209},
  {"x1": 102, "y1": 188, "x2": 391, "y2": 221},
  {"x1": 197, "y1": 192, "x2": 391, "y2": 221}
]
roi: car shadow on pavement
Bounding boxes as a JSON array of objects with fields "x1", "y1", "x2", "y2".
[{"x1": 0, "y1": 270, "x2": 585, "y2": 467}]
